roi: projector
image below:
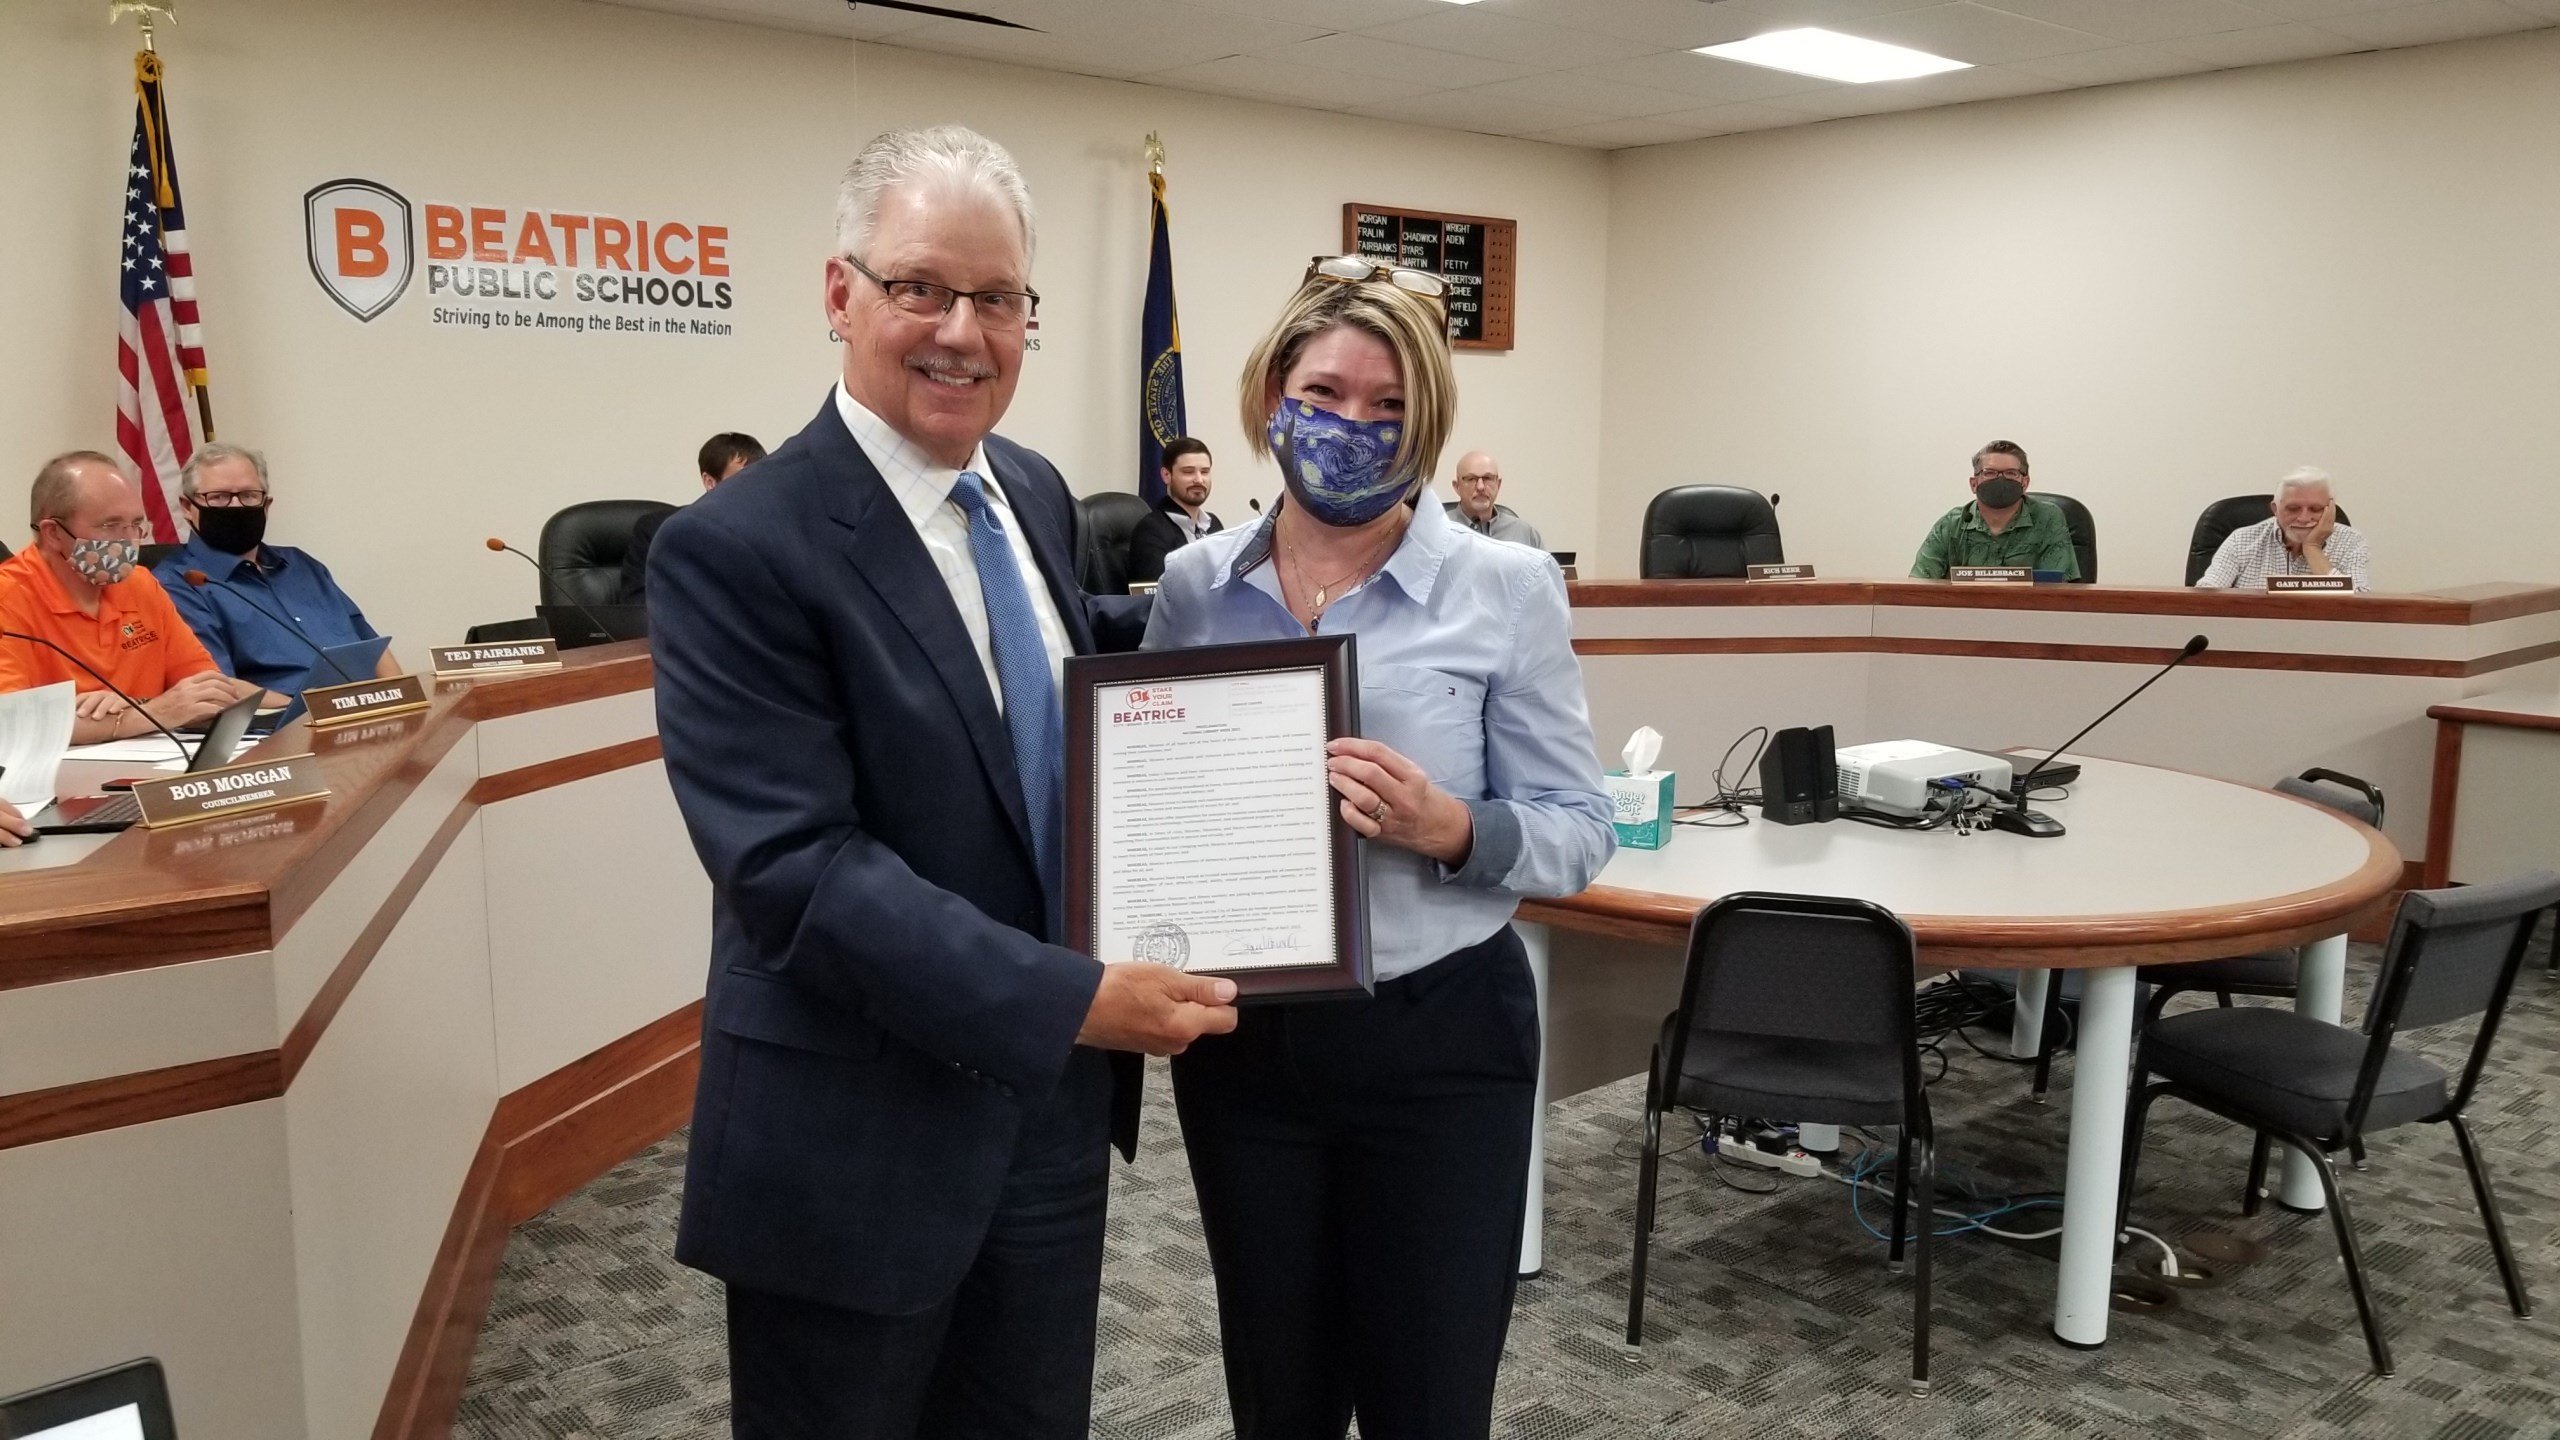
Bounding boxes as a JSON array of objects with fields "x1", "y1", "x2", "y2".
[{"x1": 1834, "y1": 740, "x2": 2014, "y2": 818}]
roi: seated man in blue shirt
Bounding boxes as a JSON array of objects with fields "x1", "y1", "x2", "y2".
[{"x1": 155, "y1": 443, "x2": 398, "y2": 704}]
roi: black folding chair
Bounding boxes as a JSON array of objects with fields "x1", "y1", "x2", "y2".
[
  {"x1": 1627, "y1": 892, "x2": 1937, "y2": 1394},
  {"x1": 2117, "y1": 869, "x2": 2560, "y2": 1375},
  {"x1": 2032, "y1": 769, "x2": 2385, "y2": 1104}
]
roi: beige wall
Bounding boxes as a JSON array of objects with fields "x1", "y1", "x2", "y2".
[
  {"x1": 0, "y1": 0, "x2": 1607, "y2": 655},
  {"x1": 1598, "y1": 28, "x2": 2560, "y2": 589}
]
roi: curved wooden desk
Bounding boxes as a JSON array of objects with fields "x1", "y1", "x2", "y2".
[
  {"x1": 1516, "y1": 756, "x2": 2400, "y2": 1349},
  {"x1": 0, "y1": 642, "x2": 706, "y2": 1440}
]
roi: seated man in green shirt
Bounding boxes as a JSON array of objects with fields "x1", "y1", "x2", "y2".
[{"x1": 1909, "y1": 440, "x2": 2079, "y2": 580}]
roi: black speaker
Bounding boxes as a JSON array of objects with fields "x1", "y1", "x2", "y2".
[{"x1": 1758, "y1": 724, "x2": 1838, "y2": 825}]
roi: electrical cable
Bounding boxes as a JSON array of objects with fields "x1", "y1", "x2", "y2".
[{"x1": 1674, "y1": 724, "x2": 1768, "y2": 828}]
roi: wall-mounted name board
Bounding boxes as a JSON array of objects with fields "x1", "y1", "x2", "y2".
[{"x1": 1341, "y1": 205, "x2": 1515, "y2": 351}]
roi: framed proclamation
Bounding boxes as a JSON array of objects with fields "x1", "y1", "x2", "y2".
[{"x1": 1064, "y1": 636, "x2": 1372, "y2": 1000}]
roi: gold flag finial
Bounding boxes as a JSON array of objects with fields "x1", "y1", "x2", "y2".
[
  {"x1": 1145, "y1": 132, "x2": 1165, "y2": 177},
  {"x1": 109, "y1": 1, "x2": 177, "y2": 52}
]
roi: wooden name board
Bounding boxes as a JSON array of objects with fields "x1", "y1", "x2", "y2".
[
  {"x1": 1949, "y1": 566, "x2": 2033, "y2": 584},
  {"x1": 1746, "y1": 564, "x2": 1817, "y2": 582},
  {"x1": 1342, "y1": 205, "x2": 1516, "y2": 351},
  {"x1": 134, "y1": 751, "x2": 331, "y2": 829},
  {"x1": 2267, "y1": 574, "x2": 2353, "y2": 593},
  {"x1": 304, "y1": 673, "x2": 430, "y2": 728}
]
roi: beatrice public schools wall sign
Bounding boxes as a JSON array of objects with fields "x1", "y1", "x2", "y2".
[{"x1": 303, "y1": 178, "x2": 738, "y2": 339}]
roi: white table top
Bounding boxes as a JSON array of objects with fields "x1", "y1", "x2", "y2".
[{"x1": 1527, "y1": 755, "x2": 2399, "y2": 966}]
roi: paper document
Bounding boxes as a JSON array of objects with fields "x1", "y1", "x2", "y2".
[
  {"x1": 0, "y1": 682, "x2": 76, "y2": 807},
  {"x1": 67, "y1": 735, "x2": 196, "y2": 764},
  {"x1": 1089, "y1": 668, "x2": 1338, "y2": 974}
]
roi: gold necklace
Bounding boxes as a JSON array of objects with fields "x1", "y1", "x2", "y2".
[{"x1": 1286, "y1": 519, "x2": 1403, "y2": 616}]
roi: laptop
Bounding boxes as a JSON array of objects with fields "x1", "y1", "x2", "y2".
[
  {"x1": 277, "y1": 634, "x2": 393, "y2": 697},
  {"x1": 33, "y1": 692, "x2": 264, "y2": 835},
  {"x1": 0, "y1": 1358, "x2": 178, "y2": 1440},
  {"x1": 536, "y1": 603, "x2": 648, "y2": 649}
]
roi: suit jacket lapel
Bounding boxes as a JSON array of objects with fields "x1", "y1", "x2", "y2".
[{"x1": 806, "y1": 399, "x2": 1037, "y2": 869}]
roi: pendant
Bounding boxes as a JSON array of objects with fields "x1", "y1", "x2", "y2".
[{"x1": 1313, "y1": 584, "x2": 1329, "y2": 609}]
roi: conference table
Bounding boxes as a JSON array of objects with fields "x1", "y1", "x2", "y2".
[{"x1": 1515, "y1": 754, "x2": 2402, "y2": 1350}]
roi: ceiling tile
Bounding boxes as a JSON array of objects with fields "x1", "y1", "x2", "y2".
[
  {"x1": 592, "y1": 0, "x2": 936, "y2": 38},
  {"x1": 2315, "y1": 0, "x2": 2548, "y2": 44},
  {"x1": 1728, "y1": 0, "x2": 1944, "y2": 20},
  {"x1": 895, "y1": 0, "x2": 1325, "y2": 72},
  {"x1": 1573, "y1": 49, "x2": 1841, "y2": 102},
  {"x1": 1773, "y1": 59, "x2": 2071, "y2": 114},
  {"x1": 886, "y1": 19, "x2": 1159, "y2": 77},
  {"x1": 2153, "y1": 20, "x2": 2370, "y2": 62},
  {"x1": 1352, "y1": 88, "x2": 1615, "y2": 137},
  {"x1": 2240, "y1": 0, "x2": 2439, "y2": 16},
  {"x1": 1521, "y1": 115, "x2": 1715, "y2": 148},
  {"x1": 1843, "y1": 2, "x2": 2119, "y2": 63},
  {"x1": 1143, "y1": 54, "x2": 1437, "y2": 108},
  {"x1": 1350, "y1": 9, "x2": 1664, "y2": 67},
  {"x1": 2501, "y1": 0, "x2": 2560, "y2": 16},
  {"x1": 2006, "y1": 41, "x2": 2224, "y2": 83},
  {"x1": 1178, "y1": 0, "x2": 1454, "y2": 27},
  {"x1": 1969, "y1": 0, "x2": 2283, "y2": 44},
  {"x1": 1464, "y1": 71, "x2": 1711, "y2": 117},
  {"x1": 1467, "y1": 0, "x2": 1775, "y2": 48},
  {"x1": 1264, "y1": 32, "x2": 1541, "y2": 89},
  {"x1": 1656, "y1": 99, "x2": 1839, "y2": 133}
]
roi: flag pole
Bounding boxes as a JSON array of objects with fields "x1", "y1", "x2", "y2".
[{"x1": 111, "y1": 1, "x2": 217, "y2": 442}]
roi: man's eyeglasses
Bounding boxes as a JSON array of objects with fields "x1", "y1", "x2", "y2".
[
  {"x1": 1304, "y1": 255, "x2": 1450, "y2": 303},
  {"x1": 190, "y1": 490, "x2": 269, "y2": 509},
  {"x1": 48, "y1": 517, "x2": 151, "y2": 540},
  {"x1": 1971, "y1": 469, "x2": 2026, "y2": 481},
  {"x1": 844, "y1": 255, "x2": 1039, "y2": 332}
]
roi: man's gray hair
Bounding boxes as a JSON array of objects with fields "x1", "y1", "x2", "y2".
[
  {"x1": 834, "y1": 125, "x2": 1036, "y2": 267},
  {"x1": 30, "y1": 450, "x2": 125, "y2": 528},
  {"x1": 180, "y1": 442, "x2": 269, "y2": 498},
  {"x1": 2276, "y1": 465, "x2": 2333, "y2": 497}
]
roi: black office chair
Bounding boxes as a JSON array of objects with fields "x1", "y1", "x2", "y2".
[
  {"x1": 2119, "y1": 869, "x2": 2558, "y2": 1376},
  {"x1": 466, "y1": 616, "x2": 554, "y2": 644},
  {"x1": 2187, "y1": 495, "x2": 2353, "y2": 585},
  {"x1": 537, "y1": 500, "x2": 673, "y2": 612},
  {"x1": 1628, "y1": 892, "x2": 1938, "y2": 1395},
  {"x1": 1077, "y1": 491, "x2": 1154, "y2": 595},
  {"x1": 1639, "y1": 486, "x2": 1783, "y2": 579},
  {"x1": 2032, "y1": 769, "x2": 2386, "y2": 1104},
  {"x1": 2034, "y1": 492, "x2": 2098, "y2": 584},
  {"x1": 139, "y1": 542, "x2": 179, "y2": 571}
]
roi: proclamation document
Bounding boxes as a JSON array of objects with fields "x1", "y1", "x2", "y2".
[{"x1": 1065, "y1": 637, "x2": 1370, "y2": 998}]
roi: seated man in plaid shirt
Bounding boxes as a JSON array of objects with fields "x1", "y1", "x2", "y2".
[{"x1": 2198, "y1": 466, "x2": 2373, "y2": 593}]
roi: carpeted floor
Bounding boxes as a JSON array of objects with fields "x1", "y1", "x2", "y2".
[{"x1": 455, "y1": 936, "x2": 2560, "y2": 1439}]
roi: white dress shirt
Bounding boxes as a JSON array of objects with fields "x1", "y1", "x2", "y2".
[{"x1": 834, "y1": 383, "x2": 1072, "y2": 702}]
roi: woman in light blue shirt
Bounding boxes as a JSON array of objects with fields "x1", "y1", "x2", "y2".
[{"x1": 1146, "y1": 257, "x2": 1614, "y2": 1440}]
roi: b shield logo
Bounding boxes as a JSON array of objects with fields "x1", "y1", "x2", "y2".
[{"x1": 305, "y1": 179, "x2": 414, "y2": 321}]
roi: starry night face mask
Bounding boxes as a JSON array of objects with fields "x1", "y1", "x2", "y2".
[{"x1": 1268, "y1": 398, "x2": 1413, "y2": 528}]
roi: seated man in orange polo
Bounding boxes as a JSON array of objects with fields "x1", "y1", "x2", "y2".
[{"x1": 0, "y1": 451, "x2": 257, "y2": 744}]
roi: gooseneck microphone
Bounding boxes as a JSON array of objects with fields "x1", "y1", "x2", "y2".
[
  {"x1": 485, "y1": 537, "x2": 616, "y2": 647},
  {"x1": 1, "y1": 628, "x2": 200, "y2": 761},
  {"x1": 182, "y1": 569, "x2": 358, "y2": 686},
  {"x1": 2013, "y1": 634, "x2": 2211, "y2": 796}
]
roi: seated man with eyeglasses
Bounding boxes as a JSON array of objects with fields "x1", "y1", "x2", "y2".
[
  {"x1": 0, "y1": 450, "x2": 258, "y2": 744},
  {"x1": 153, "y1": 443, "x2": 399, "y2": 704},
  {"x1": 1908, "y1": 439, "x2": 2079, "y2": 580}
]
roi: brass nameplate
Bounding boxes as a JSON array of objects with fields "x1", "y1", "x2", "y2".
[
  {"x1": 2267, "y1": 574, "x2": 2353, "y2": 593},
  {"x1": 304, "y1": 672, "x2": 430, "y2": 728},
  {"x1": 1949, "y1": 566, "x2": 2032, "y2": 584},
  {"x1": 134, "y1": 752, "x2": 332, "y2": 829},
  {"x1": 1746, "y1": 563, "x2": 1817, "y2": 582},
  {"x1": 431, "y1": 639, "x2": 564, "y2": 678},
  {"x1": 1126, "y1": 580, "x2": 1161, "y2": 597}
]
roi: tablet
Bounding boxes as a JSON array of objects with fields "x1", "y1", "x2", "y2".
[{"x1": 0, "y1": 1359, "x2": 177, "y2": 1440}]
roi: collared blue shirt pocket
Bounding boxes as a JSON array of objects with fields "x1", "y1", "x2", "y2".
[{"x1": 1361, "y1": 662, "x2": 1489, "y2": 798}]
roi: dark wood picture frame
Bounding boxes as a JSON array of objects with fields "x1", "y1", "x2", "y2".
[
  {"x1": 1341, "y1": 203, "x2": 1517, "y2": 351},
  {"x1": 1064, "y1": 636, "x2": 1371, "y2": 1000}
]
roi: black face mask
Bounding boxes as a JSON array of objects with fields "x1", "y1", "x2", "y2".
[
  {"x1": 1973, "y1": 476, "x2": 2026, "y2": 510},
  {"x1": 191, "y1": 503, "x2": 267, "y2": 556}
]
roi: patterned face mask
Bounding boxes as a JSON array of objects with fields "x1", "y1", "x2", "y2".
[
  {"x1": 1269, "y1": 398, "x2": 1413, "y2": 528},
  {"x1": 67, "y1": 536, "x2": 141, "y2": 586}
]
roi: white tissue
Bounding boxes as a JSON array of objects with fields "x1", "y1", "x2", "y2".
[{"x1": 1620, "y1": 725, "x2": 1663, "y2": 776}]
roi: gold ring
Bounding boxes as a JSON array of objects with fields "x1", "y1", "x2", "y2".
[{"x1": 1369, "y1": 800, "x2": 1390, "y2": 824}]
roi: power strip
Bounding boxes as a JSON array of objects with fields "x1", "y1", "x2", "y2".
[{"x1": 1723, "y1": 1138, "x2": 1823, "y2": 1179}]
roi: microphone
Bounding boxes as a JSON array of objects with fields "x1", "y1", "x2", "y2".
[
  {"x1": 183, "y1": 569, "x2": 358, "y2": 686},
  {"x1": 1248, "y1": 497, "x2": 1262, "y2": 514},
  {"x1": 2013, "y1": 634, "x2": 2211, "y2": 797},
  {"x1": 486, "y1": 537, "x2": 617, "y2": 647},
  {"x1": 2, "y1": 628, "x2": 200, "y2": 762}
]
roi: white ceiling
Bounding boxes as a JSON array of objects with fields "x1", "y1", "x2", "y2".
[{"x1": 597, "y1": 0, "x2": 2560, "y2": 149}]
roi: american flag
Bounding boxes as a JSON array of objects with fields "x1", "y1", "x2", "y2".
[{"x1": 116, "y1": 51, "x2": 211, "y2": 544}]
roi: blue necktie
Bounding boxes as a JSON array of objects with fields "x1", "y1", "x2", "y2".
[{"x1": 949, "y1": 470, "x2": 1064, "y2": 894}]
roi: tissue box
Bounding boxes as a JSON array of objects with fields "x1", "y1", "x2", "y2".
[{"x1": 1605, "y1": 769, "x2": 1675, "y2": 850}]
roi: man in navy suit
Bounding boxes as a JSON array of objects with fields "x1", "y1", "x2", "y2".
[{"x1": 649, "y1": 125, "x2": 1239, "y2": 1439}]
